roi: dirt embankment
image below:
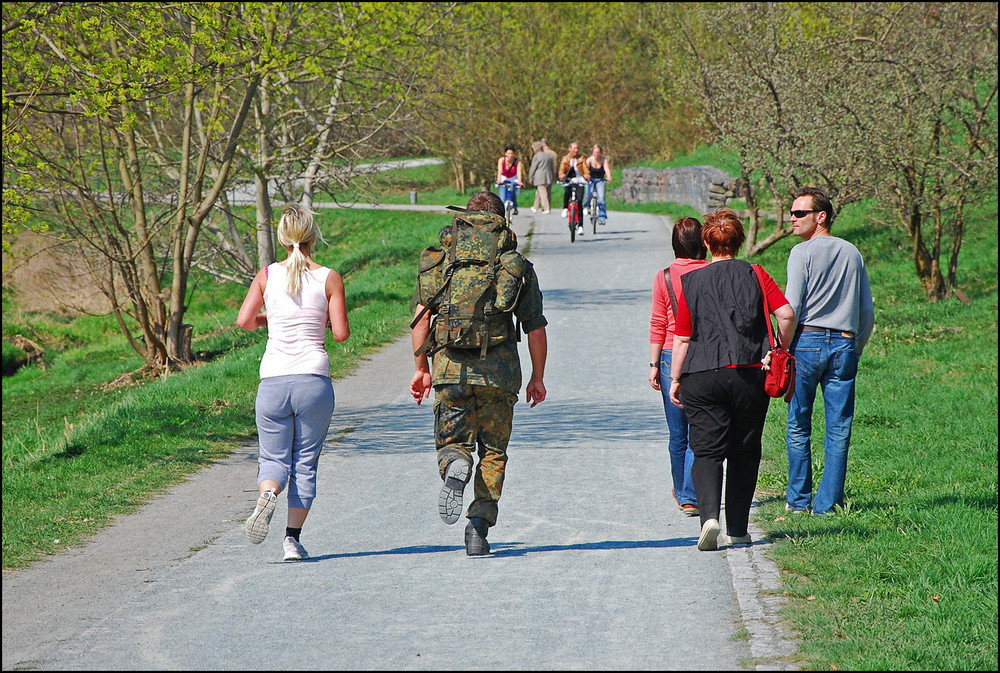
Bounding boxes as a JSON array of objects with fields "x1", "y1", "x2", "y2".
[{"x1": 3, "y1": 231, "x2": 111, "y2": 316}]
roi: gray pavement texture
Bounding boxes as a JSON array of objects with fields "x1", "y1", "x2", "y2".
[{"x1": 2, "y1": 208, "x2": 799, "y2": 671}]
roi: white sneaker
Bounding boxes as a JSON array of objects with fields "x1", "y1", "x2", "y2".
[
  {"x1": 697, "y1": 518, "x2": 720, "y2": 551},
  {"x1": 245, "y1": 489, "x2": 277, "y2": 544},
  {"x1": 530, "y1": 207, "x2": 537, "y2": 213},
  {"x1": 725, "y1": 534, "x2": 752, "y2": 548},
  {"x1": 561, "y1": 209, "x2": 568, "y2": 218},
  {"x1": 282, "y1": 536, "x2": 308, "y2": 561},
  {"x1": 576, "y1": 225, "x2": 584, "y2": 236}
]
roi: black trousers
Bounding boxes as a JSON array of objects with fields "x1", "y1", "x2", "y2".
[
  {"x1": 680, "y1": 367, "x2": 770, "y2": 537},
  {"x1": 562, "y1": 180, "x2": 586, "y2": 210}
]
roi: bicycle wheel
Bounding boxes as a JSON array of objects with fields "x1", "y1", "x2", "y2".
[
  {"x1": 590, "y1": 191, "x2": 599, "y2": 234},
  {"x1": 568, "y1": 203, "x2": 577, "y2": 242}
]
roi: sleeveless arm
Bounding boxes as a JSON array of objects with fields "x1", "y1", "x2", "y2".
[
  {"x1": 325, "y1": 269, "x2": 350, "y2": 342},
  {"x1": 236, "y1": 268, "x2": 268, "y2": 330}
]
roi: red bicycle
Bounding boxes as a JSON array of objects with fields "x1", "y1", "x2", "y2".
[{"x1": 559, "y1": 177, "x2": 587, "y2": 242}]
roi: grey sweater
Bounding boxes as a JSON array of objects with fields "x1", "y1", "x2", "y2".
[{"x1": 785, "y1": 235, "x2": 875, "y2": 356}]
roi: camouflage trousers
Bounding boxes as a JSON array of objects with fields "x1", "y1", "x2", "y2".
[{"x1": 434, "y1": 384, "x2": 517, "y2": 526}]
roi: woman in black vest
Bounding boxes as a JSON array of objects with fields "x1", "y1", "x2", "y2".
[{"x1": 668, "y1": 209, "x2": 796, "y2": 551}]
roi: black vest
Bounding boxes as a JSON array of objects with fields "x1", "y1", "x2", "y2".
[{"x1": 681, "y1": 259, "x2": 770, "y2": 373}]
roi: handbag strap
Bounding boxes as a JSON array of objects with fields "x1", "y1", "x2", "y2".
[
  {"x1": 662, "y1": 267, "x2": 679, "y2": 319},
  {"x1": 752, "y1": 264, "x2": 778, "y2": 349}
]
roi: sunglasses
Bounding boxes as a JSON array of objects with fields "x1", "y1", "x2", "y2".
[{"x1": 790, "y1": 209, "x2": 820, "y2": 218}]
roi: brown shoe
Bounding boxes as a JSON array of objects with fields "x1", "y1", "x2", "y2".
[{"x1": 681, "y1": 503, "x2": 699, "y2": 517}]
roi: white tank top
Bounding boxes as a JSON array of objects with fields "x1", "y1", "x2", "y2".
[{"x1": 259, "y1": 263, "x2": 332, "y2": 379}]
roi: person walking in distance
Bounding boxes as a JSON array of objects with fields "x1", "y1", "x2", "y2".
[
  {"x1": 237, "y1": 203, "x2": 351, "y2": 561},
  {"x1": 784, "y1": 187, "x2": 875, "y2": 516},
  {"x1": 409, "y1": 190, "x2": 548, "y2": 556},
  {"x1": 669, "y1": 209, "x2": 796, "y2": 550},
  {"x1": 529, "y1": 141, "x2": 556, "y2": 214},
  {"x1": 649, "y1": 217, "x2": 710, "y2": 518},
  {"x1": 540, "y1": 138, "x2": 558, "y2": 176}
]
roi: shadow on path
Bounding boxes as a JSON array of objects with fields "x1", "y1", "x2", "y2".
[{"x1": 293, "y1": 537, "x2": 696, "y2": 563}]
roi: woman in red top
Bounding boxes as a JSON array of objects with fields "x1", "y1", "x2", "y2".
[
  {"x1": 649, "y1": 217, "x2": 710, "y2": 517},
  {"x1": 495, "y1": 144, "x2": 525, "y2": 215},
  {"x1": 669, "y1": 209, "x2": 796, "y2": 551}
]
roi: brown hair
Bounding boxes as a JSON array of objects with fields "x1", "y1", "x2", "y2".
[
  {"x1": 701, "y1": 209, "x2": 745, "y2": 258},
  {"x1": 672, "y1": 217, "x2": 707, "y2": 260},
  {"x1": 793, "y1": 186, "x2": 836, "y2": 230},
  {"x1": 466, "y1": 190, "x2": 505, "y2": 216}
]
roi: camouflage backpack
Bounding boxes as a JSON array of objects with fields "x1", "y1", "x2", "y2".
[{"x1": 411, "y1": 210, "x2": 528, "y2": 357}]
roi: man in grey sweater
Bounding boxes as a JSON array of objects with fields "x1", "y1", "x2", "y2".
[{"x1": 783, "y1": 186, "x2": 875, "y2": 516}]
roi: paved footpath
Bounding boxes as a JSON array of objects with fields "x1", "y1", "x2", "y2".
[{"x1": 2, "y1": 208, "x2": 797, "y2": 671}]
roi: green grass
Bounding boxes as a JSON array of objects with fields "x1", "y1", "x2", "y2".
[
  {"x1": 3, "y1": 154, "x2": 997, "y2": 671},
  {"x1": 748, "y1": 195, "x2": 998, "y2": 671}
]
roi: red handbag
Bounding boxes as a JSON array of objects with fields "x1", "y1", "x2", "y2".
[{"x1": 753, "y1": 265, "x2": 796, "y2": 402}]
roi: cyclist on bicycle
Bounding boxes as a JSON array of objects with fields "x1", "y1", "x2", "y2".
[
  {"x1": 496, "y1": 144, "x2": 525, "y2": 216},
  {"x1": 558, "y1": 141, "x2": 590, "y2": 236},
  {"x1": 585, "y1": 144, "x2": 613, "y2": 226}
]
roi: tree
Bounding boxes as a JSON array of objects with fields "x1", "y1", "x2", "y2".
[
  {"x1": 655, "y1": 3, "x2": 875, "y2": 256},
  {"x1": 842, "y1": 2, "x2": 998, "y2": 300},
  {"x1": 3, "y1": 3, "x2": 267, "y2": 373},
  {"x1": 421, "y1": 3, "x2": 703, "y2": 194},
  {"x1": 200, "y1": 2, "x2": 468, "y2": 285}
]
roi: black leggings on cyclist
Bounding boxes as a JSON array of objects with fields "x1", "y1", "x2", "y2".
[{"x1": 563, "y1": 182, "x2": 585, "y2": 212}]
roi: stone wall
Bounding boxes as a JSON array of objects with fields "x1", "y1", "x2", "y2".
[{"x1": 610, "y1": 165, "x2": 740, "y2": 214}]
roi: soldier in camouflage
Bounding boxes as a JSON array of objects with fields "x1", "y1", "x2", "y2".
[{"x1": 409, "y1": 190, "x2": 548, "y2": 556}]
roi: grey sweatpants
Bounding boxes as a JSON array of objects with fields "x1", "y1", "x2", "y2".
[{"x1": 255, "y1": 374, "x2": 335, "y2": 510}]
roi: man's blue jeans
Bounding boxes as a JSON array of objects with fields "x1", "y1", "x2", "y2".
[
  {"x1": 785, "y1": 331, "x2": 858, "y2": 514},
  {"x1": 585, "y1": 179, "x2": 607, "y2": 219},
  {"x1": 498, "y1": 181, "x2": 519, "y2": 210},
  {"x1": 658, "y1": 349, "x2": 697, "y2": 506}
]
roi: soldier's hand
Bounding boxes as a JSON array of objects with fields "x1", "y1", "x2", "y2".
[
  {"x1": 526, "y1": 379, "x2": 546, "y2": 408},
  {"x1": 410, "y1": 371, "x2": 432, "y2": 405}
]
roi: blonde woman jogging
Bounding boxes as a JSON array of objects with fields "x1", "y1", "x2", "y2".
[{"x1": 237, "y1": 203, "x2": 350, "y2": 561}]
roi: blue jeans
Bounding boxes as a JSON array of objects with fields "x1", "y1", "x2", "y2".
[
  {"x1": 498, "y1": 181, "x2": 519, "y2": 209},
  {"x1": 658, "y1": 350, "x2": 697, "y2": 505},
  {"x1": 585, "y1": 179, "x2": 607, "y2": 219},
  {"x1": 785, "y1": 331, "x2": 858, "y2": 514}
]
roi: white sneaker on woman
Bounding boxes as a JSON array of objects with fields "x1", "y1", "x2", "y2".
[
  {"x1": 244, "y1": 489, "x2": 277, "y2": 544},
  {"x1": 282, "y1": 536, "x2": 308, "y2": 561}
]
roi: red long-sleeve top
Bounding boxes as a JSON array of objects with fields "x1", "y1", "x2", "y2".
[{"x1": 649, "y1": 258, "x2": 710, "y2": 351}]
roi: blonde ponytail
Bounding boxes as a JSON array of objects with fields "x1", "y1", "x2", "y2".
[{"x1": 276, "y1": 203, "x2": 321, "y2": 296}]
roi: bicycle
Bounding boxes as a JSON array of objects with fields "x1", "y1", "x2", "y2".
[
  {"x1": 497, "y1": 178, "x2": 520, "y2": 225},
  {"x1": 588, "y1": 179, "x2": 601, "y2": 234},
  {"x1": 559, "y1": 177, "x2": 587, "y2": 242}
]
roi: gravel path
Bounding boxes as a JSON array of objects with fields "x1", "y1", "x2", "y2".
[{"x1": 2, "y1": 207, "x2": 797, "y2": 671}]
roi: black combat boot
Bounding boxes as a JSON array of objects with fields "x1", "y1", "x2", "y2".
[{"x1": 464, "y1": 517, "x2": 490, "y2": 556}]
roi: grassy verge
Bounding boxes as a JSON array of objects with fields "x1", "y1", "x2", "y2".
[
  {"x1": 1, "y1": 208, "x2": 451, "y2": 569},
  {"x1": 749, "y1": 195, "x2": 998, "y2": 670}
]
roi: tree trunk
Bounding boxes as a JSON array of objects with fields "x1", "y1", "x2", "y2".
[{"x1": 255, "y1": 169, "x2": 276, "y2": 267}]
